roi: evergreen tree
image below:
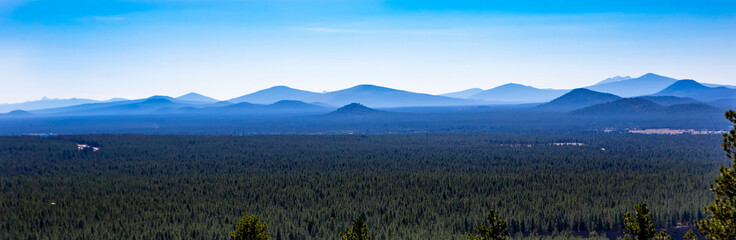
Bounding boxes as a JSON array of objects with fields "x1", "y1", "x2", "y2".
[
  {"x1": 340, "y1": 215, "x2": 370, "y2": 240},
  {"x1": 696, "y1": 109, "x2": 736, "y2": 240},
  {"x1": 229, "y1": 215, "x2": 271, "y2": 240},
  {"x1": 682, "y1": 230, "x2": 697, "y2": 240},
  {"x1": 623, "y1": 203, "x2": 670, "y2": 240},
  {"x1": 467, "y1": 209, "x2": 510, "y2": 240}
]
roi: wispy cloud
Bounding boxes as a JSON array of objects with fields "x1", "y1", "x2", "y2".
[{"x1": 301, "y1": 27, "x2": 458, "y2": 35}]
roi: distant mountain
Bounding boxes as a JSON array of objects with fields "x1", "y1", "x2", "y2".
[
  {"x1": 0, "y1": 97, "x2": 101, "y2": 113},
  {"x1": 229, "y1": 86, "x2": 322, "y2": 104},
  {"x1": 639, "y1": 96, "x2": 701, "y2": 106},
  {"x1": 440, "y1": 88, "x2": 484, "y2": 99},
  {"x1": 312, "y1": 85, "x2": 479, "y2": 108},
  {"x1": 73, "y1": 97, "x2": 187, "y2": 115},
  {"x1": 9, "y1": 76, "x2": 729, "y2": 117},
  {"x1": 702, "y1": 83, "x2": 736, "y2": 89},
  {"x1": 262, "y1": 100, "x2": 332, "y2": 114},
  {"x1": 221, "y1": 102, "x2": 260, "y2": 110},
  {"x1": 708, "y1": 98, "x2": 736, "y2": 110},
  {"x1": 469, "y1": 83, "x2": 568, "y2": 103},
  {"x1": 31, "y1": 96, "x2": 184, "y2": 116},
  {"x1": 587, "y1": 73, "x2": 678, "y2": 97},
  {"x1": 595, "y1": 76, "x2": 631, "y2": 85},
  {"x1": 652, "y1": 80, "x2": 736, "y2": 102},
  {"x1": 186, "y1": 100, "x2": 332, "y2": 116},
  {"x1": 537, "y1": 88, "x2": 621, "y2": 111},
  {"x1": 308, "y1": 102, "x2": 336, "y2": 108},
  {"x1": 24, "y1": 94, "x2": 334, "y2": 117},
  {"x1": 664, "y1": 103, "x2": 720, "y2": 113},
  {"x1": 572, "y1": 98, "x2": 719, "y2": 115},
  {"x1": 572, "y1": 98, "x2": 663, "y2": 114},
  {"x1": 146, "y1": 95, "x2": 177, "y2": 101},
  {"x1": 209, "y1": 101, "x2": 234, "y2": 107},
  {"x1": 327, "y1": 103, "x2": 386, "y2": 116},
  {"x1": 0, "y1": 110, "x2": 34, "y2": 118},
  {"x1": 32, "y1": 99, "x2": 135, "y2": 115},
  {"x1": 176, "y1": 92, "x2": 218, "y2": 103}
]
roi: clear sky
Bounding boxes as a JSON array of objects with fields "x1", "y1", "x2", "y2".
[{"x1": 1, "y1": 0, "x2": 735, "y2": 103}]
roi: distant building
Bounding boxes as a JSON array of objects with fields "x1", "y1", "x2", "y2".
[
  {"x1": 77, "y1": 144, "x2": 100, "y2": 152},
  {"x1": 629, "y1": 128, "x2": 727, "y2": 135},
  {"x1": 552, "y1": 142, "x2": 585, "y2": 146}
]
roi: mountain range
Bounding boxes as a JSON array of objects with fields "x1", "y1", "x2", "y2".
[
  {"x1": 536, "y1": 85, "x2": 727, "y2": 114},
  {"x1": 440, "y1": 83, "x2": 569, "y2": 103},
  {"x1": 315, "y1": 85, "x2": 481, "y2": 108},
  {"x1": 537, "y1": 88, "x2": 621, "y2": 111},
  {"x1": 595, "y1": 76, "x2": 632, "y2": 85},
  {"x1": 225, "y1": 85, "x2": 482, "y2": 108},
  {"x1": 176, "y1": 92, "x2": 219, "y2": 103},
  {"x1": 440, "y1": 88, "x2": 484, "y2": 99},
  {"x1": 572, "y1": 98, "x2": 719, "y2": 115},
  {"x1": 206, "y1": 100, "x2": 332, "y2": 115},
  {"x1": 652, "y1": 80, "x2": 736, "y2": 102},
  {"x1": 586, "y1": 73, "x2": 680, "y2": 97},
  {"x1": 467, "y1": 83, "x2": 569, "y2": 103},
  {"x1": 0, "y1": 97, "x2": 126, "y2": 113},
  {"x1": 637, "y1": 96, "x2": 701, "y2": 106},
  {"x1": 228, "y1": 86, "x2": 322, "y2": 104},
  {"x1": 1, "y1": 73, "x2": 733, "y2": 117}
]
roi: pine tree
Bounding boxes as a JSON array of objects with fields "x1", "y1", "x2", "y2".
[
  {"x1": 622, "y1": 203, "x2": 670, "y2": 240},
  {"x1": 696, "y1": 109, "x2": 736, "y2": 239},
  {"x1": 467, "y1": 209, "x2": 510, "y2": 240},
  {"x1": 682, "y1": 230, "x2": 697, "y2": 240},
  {"x1": 229, "y1": 215, "x2": 271, "y2": 240},
  {"x1": 340, "y1": 215, "x2": 371, "y2": 240}
]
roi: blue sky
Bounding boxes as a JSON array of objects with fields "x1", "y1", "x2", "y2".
[{"x1": 1, "y1": 0, "x2": 735, "y2": 103}]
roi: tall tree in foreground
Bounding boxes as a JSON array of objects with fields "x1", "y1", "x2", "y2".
[
  {"x1": 682, "y1": 230, "x2": 697, "y2": 240},
  {"x1": 467, "y1": 209, "x2": 510, "y2": 240},
  {"x1": 229, "y1": 215, "x2": 272, "y2": 240},
  {"x1": 340, "y1": 215, "x2": 371, "y2": 240},
  {"x1": 697, "y1": 109, "x2": 736, "y2": 239},
  {"x1": 622, "y1": 203, "x2": 670, "y2": 240}
]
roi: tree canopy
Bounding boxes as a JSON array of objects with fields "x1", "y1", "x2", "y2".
[
  {"x1": 229, "y1": 215, "x2": 271, "y2": 240},
  {"x1": 622, "y1": 203, "x2": 670, "y2": 240},
  {"x1": 696, "y1": 109, "x2": 736, "y2": 239},
  {"x1": 0, "y1": 134, "x2": 726, "y2": 239},
  {"x1": 340, "y1": 215, "x2": 370, "y2": 240},
  {"x1": 467, "y1": 209, "x2": 510, "y2": 240}
]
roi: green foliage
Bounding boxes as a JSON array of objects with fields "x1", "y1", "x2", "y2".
[
  {"x1": 229, "y1": 215, "x2": 271, "y2": 240},
  {"x1": 623, "y1": 203, "x2": 670, "y2": 240},
  {"x1": 0, "y1": 134, "x2": 726, "y2": 239},
  {"x1": 682, "y1": 230, "x2": 697, "y2": 240},
  {"x1": 340, "y1": 215, "x2": 370, "y2": 240},
  {"x1": 467, "y1": 209, "x2": 510, "y2": 240},
  {"x1": 696, "y1": 109, "x2": 736, "y2": 240}
]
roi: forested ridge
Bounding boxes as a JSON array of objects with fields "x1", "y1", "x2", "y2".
[
  {"x1": 0, "y1": 108, "x2": 727, "y2": 135},
  {"x1": 0, "y1": 134, "x2": 727, "y2": 239}
]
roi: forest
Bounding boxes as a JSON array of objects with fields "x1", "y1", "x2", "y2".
[
  {"x1": 0, "y1": 106, "x2": 728, "y2": 135},
  {"x1": 0, "y1": 133, "x2": 728, "y2": 239}
]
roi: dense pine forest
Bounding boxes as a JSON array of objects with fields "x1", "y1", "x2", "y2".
[{"x1": 0, "y1": 134, "x2": 728, "y2": 239}]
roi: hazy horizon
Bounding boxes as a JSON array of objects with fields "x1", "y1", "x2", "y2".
[
  {"x1": 0, "y1": 73, "x2": 701, "y2": 104},
  {"x1": 1, "y1": 0, "x2": 735, "y2": 103},
  {"x1": 0, "y1": 72, "x2": 732, "y2": 105}
]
